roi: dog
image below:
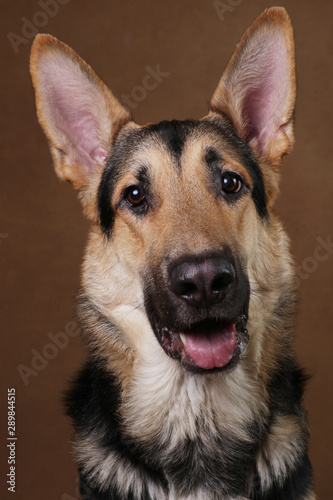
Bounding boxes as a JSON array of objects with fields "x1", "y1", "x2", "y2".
[{"x1": 30, "y1": 7, "x2": 315, "y2": 500}]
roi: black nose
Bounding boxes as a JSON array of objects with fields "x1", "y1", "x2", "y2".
[{"x1": 168, "y1": 254, "x2": 235, "y2": 308}]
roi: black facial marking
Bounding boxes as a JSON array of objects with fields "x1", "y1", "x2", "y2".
[
  {"x1": 231, "y1": 136, "x2": 267, "y2": 219},
  {"x1": 143, "y1": 120, "x2": 196, "y2": 165},
  {"x1": 119, "y1": 165, "x2": 152, "y2": 218},
  {"x1": 137, "y1": 165, "x2": 152, "y2": 196},
  {"x1": 203, "y1": 146, "x2": 247, "y2": 203},
  {"x1": 205, "y1": 116, "x2": 268, "y2": 219},
  {"x1": 98, "y1": 155, "x2": 119, "y2": 236},
  {"x1": 144, "y1": 247, "x2": 250, "y2": 349},
  {"x1": 98, "y1": 128, "x2": 146, "y2": 236},
  {"x1": 204, "y1": 146, "x2": 221, "y2": 166}
]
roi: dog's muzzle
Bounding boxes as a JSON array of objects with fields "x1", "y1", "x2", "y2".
[{"x1": 144, "y1": 250, "x2": 250, "y2": 374}]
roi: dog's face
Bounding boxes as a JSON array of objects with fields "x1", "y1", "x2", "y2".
[
  {"x1": 98, "y1": 118, "x2": 261, "y2": 372},
  {"x1": 30, "y1": 8, "x2": 296, "y2": 375}
]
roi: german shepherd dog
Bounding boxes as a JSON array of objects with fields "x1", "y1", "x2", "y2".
[{"x1": 30, "y1": 7, "x2": 315, "y2": 500}]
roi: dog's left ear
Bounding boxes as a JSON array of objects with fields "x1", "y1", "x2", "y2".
[{"x1": 210, "y1": 7, "x2": 296, "y2": 165}]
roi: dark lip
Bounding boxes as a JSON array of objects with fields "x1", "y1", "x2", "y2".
[{"x1": 154, "y1": 315, "x2": 249, "y2": 374}]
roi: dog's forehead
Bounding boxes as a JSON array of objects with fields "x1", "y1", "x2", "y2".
[
  {"x1": 100, "y1": 118, "x2": 233, "y2": 206},
  {"x1": 117, "y1": 118, "x2": 267, "y2": 212},
  {"x1": 119, "y1": 118, "x2": 236, "y2": 169}
]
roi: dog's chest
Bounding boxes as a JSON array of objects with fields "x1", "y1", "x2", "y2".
[
  {"x1": 118, "y1": 350, "x2": 265, "y2": 495},
  {"x1": 123, "y1": 339, "x2": 264, "y2": 439}
]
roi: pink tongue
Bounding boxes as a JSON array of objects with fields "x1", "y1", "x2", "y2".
[{"x1": 183, "y1": 323, "x2": 236, "y2": 370}]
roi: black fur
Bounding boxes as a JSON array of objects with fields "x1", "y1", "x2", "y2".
[
  {"x1": 64, "y1": 360, "x2": 121, "y2": 437},
  {"x1": 267, "y1": 358, "x2": 310, "y2": 417},
  {"x1": 203, "y1": 146, "x2": 251, "y2": 206},
  {"x1": 251, "y1": 453, "x2": 313, "y2": 500},
  {"x1": 205, "y1": 115, "x2": 268, "y2": 219},
  {"x1": 65, "y1": 361, "x2": 169, "y2": 498},
  {"x1": 143, "y1": 119, "x2": 195, "y2": 165},
  {"x1": 163, "y1": 433, "x2": 260, "y2": 497},
  {"x1": 79, "y1": 472, "x2": 158, "y2": 500}
]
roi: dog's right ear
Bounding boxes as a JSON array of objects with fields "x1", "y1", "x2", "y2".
[{"x1": 30, "y1": 35, "x2": 131, "y2": 216}]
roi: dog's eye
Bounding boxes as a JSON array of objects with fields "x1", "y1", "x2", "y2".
[
  {"x1": 221, "y1": 173, "x2": 243, "y2": 194},
  {"x1": 124, "y1": 185, "x2": 146, "y2": 207}
]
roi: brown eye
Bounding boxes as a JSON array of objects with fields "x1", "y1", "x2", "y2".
[
  {"x1": 125, "y1": 185, "x2": 146, "y2": 207},
  {"x1": 222, "y1": 173, "x2": 243, "y2": 194}
]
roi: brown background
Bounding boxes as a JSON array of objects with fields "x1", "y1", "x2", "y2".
[{"x1": 1, "y1": 1, "x2": 332, "y2": 499}]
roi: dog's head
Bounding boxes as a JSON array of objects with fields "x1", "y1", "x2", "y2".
[{"x1": 30, "y1": 8, "x2": 296, "y2": 374}]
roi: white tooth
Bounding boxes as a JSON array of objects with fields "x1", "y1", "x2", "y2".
[{"x1": 180, "y1": 333, "x2": 187, "y2": 346}]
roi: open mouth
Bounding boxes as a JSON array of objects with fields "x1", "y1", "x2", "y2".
[{"x1": 158, "y1": 316, "x2": 249, "y2": 373}]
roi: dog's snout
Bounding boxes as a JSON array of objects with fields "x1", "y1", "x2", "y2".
[{"x1": 169, "y1": 255, "x2": 235, "y2": 308}]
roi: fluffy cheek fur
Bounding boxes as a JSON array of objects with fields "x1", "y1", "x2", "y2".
[
  {"x1": 246, "y1": 213, "x2": 296, "y2": 375},
  {"x1": 81, "y1": 222, "x2": 156, "y2": 359}
]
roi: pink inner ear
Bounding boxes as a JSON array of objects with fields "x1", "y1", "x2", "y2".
[
  {"x1": 41, "y1": 54, "x2": 109, "y2": 174},
  {"x1": 239, "y1": 34, "x2": 290, "y2": 151}
]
